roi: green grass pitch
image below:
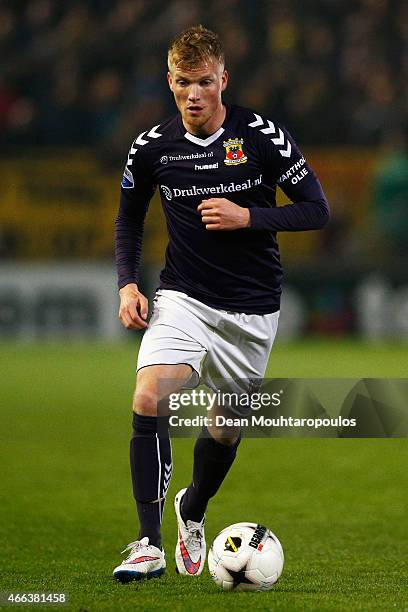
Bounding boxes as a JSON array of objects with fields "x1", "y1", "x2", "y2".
[{"x1": 1, "y1": 340, "x2": 407, "y2": 611}]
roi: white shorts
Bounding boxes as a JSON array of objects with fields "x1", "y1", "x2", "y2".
[{"x1": 137, "y1": 290, "x2": 279, "y2": 397}]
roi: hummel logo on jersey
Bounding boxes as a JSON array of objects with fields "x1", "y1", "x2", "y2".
[
  {"x1": 126, "y1": 124, "x2": 163, "y2": 167},
  {"x1": 248, "y1": 114, "x2": 292, "y2": 158},
  {"x1": 195, "y1": 162, "x2": 219, "y2": 170},
  {"x1": 223, "y1": 138, "x2": 247, "y2": 165}
]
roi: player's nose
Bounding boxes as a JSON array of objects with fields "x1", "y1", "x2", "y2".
[{"x1": 188, "y1": 84, "x2": 200, "y2": 101}]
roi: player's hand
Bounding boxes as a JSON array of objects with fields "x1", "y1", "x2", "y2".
[
  {"x1": 197, "y1": 198, "x2": 250, "y2": 231},
  {"x1": 118, "y1": 283, "x2": 149, "y2": 330}
]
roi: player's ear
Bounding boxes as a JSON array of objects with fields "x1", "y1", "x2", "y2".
[
  {"x1": 221, "y1": 69, "x2": 228, "y2": 92},
  {"x1": 167, "y1": 71, "x2": 174, "y2": 92}
]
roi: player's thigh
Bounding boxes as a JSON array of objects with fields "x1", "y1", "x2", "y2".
[
  {"x1": 137, "y1": 291, "x2": 209, "y2": 383},
  {"x1": 203, "y1": 311, "x2": 280, "y2": 396},
  {"x1": 133, "y1": 363, "x2": 193, "y2": 415}
]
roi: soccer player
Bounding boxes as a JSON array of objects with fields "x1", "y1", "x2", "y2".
[{"x1": 113, "y1": 25, "x2": 329, "y2": 581}]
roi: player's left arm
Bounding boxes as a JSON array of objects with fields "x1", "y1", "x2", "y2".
[
  {"x1": 197, "y1": 198, "x2": 250, "y2": 230},
  {"x1": 197, "y1": 177, "x2": 328, "y2": 232},
  {"x1": 248, "y1": 122, "x2": 330, "y2": 232},
  {"x1": 198, "y1": 121, "x2": 330, "y2": 232}
]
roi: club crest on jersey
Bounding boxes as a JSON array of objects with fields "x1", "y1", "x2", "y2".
[{"x1": 223, "y1": 138, "x2": 247, "y2": 166}]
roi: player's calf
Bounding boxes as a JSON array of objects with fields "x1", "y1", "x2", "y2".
[{"x1": 130, "y1": 413, "x2": 172, "y2": 548}]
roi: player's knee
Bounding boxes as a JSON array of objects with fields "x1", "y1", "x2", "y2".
[
  {"x1": 208, "y1": 425, "x2": 240, "y2": 446},
  {"x1": 132, "y1": 388, "x2": 158, "y2": 416},
  {"x1": 216, "y1": 434, "x2": 240, "y2": 447}
]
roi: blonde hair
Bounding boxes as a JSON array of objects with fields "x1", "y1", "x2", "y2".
[{"x1": 168, "y1": 25, "x2": 225, "y2": 71}]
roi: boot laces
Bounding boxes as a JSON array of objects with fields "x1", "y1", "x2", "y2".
[{"x1": 121, "y1": 537, "x2": 152, "y2": 560}]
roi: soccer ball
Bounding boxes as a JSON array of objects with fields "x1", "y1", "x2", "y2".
[{"x1": 208, "y1": 522, "x2": 284, "y2": 591}]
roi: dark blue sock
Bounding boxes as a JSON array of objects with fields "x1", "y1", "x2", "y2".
[
  {"x1": 130, "y1": 413, "x2": 172, "y2": 548},
  {"x1": 181, "y1": 427, "x2": 241, "y2": 523}
]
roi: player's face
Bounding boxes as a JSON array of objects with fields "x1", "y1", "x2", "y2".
[{"x1": 167, "y1": 58, "x2": 228, "y2": 136}]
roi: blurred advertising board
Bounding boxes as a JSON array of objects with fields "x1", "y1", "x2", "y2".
[
  {"x1": 0, "y1": 149, "x2": 378, "y2": 262},
  {"x1": 0, "y1": 264, "x2": 407, "y2": 341},
  {"x1": 0, "y1": 264, "x2": 120, "y2": 340}
]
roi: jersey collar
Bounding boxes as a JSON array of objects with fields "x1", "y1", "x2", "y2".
[
  {"x1": 180, "y1": 104, "x2": 231, "y2": 148},
  {"x1": 183, "y1": 126, "x2": 225, "y2": 147}
]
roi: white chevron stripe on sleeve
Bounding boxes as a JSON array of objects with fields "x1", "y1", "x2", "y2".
[
  {"x1": 279, "y1": 141, "x2": 292, "y2": 157},
  {"x1": 248, "y1": 113, "x2": 292, "y2": 158},
  {"x1": 270, "y1": 128, "x2": 285, "y2": 146},
  {"x1": 147, "y1": 125, "x2": 162, "y2": 138},
  {"x1": 248, "y1": 113, "x2": 264, "y2": 127},
  {"x1": 260, "y1": 120, "x2": 276, "y2": 134},
  {"x1": 135, "y1": 131, "x2": 148, "y2": 146}
]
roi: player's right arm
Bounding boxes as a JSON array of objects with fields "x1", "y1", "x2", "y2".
[
  {"x1": 115, "y1": 143, "x2": 156, "y2": 329},
  {"x1": 118, "y1": 282, "x2": 149, "y2": 329}
]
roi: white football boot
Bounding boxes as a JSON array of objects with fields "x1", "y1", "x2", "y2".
[
  {"x1": 113, "y1": 537, "x2": 166, "y2": 583},
  {"x1": 174, "y1": 488, "x2": 206, "y2": 576}
]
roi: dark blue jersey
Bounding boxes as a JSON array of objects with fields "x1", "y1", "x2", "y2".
[{"x1": 115, "y1": 104, "x2": 329, "y2": 314}]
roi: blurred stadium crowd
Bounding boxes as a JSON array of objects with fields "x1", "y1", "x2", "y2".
[
  {"x1": 1, "y1": 0, "x2": 407, "y2": 162},
  {"x1": 0, "y1": 0, "x2": 407, "y2": 339}
]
